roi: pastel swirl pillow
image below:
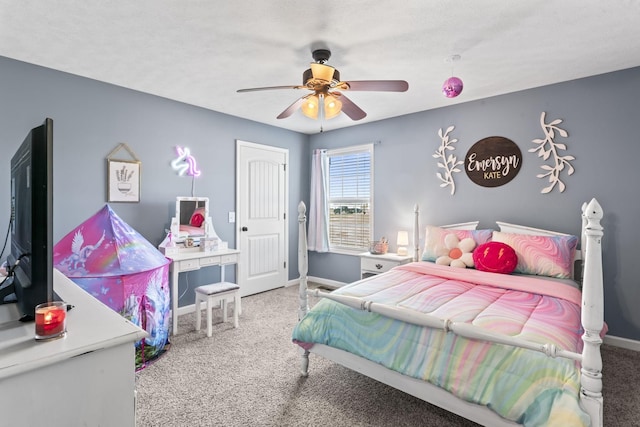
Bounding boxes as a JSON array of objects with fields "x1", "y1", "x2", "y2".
[
  {"x1": 491, "y1": 231, "x2": 578, "y2": 279},
  {"x1": 421, "y1": 226, "x2": 492, "y2": 262}
]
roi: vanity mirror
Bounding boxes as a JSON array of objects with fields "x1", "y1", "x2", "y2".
[{"x1": 170, "y1": 196, "x2": 217, "y2": 241}]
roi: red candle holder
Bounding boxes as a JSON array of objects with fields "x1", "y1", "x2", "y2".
[{"x1": 35, "y1": 301, "x2": 67, "y2": 341}]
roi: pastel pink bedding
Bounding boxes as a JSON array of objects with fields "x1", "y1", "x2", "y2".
[
  {"x1": 293, "y1": 262, "x2": 594, "y2": 426},
  {"x1": 393, "y1": 262, "x2": 584, "y2": 351}
]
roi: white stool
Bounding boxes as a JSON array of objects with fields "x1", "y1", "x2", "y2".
[{"x1": 194, "y1": 282, "x2": 240, "y2": 337}]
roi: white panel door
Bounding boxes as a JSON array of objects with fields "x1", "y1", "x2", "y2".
[{"x1": 236, "y1": 141, "x2": 288, "y2": 297}]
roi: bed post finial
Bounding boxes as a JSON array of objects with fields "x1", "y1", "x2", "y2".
[
  {"x1": 298, "y1": 202, "x2": 309, "y2": 320},
  {"x1": 580, "y1": 198, "x2": 604, "y2": 427}
]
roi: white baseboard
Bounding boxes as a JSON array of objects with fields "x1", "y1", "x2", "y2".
[
  {"x1": 286, "y1": 276, "x2": 346, "y2": 289},
  {"x1": 603, "y1": 334, "x2": 640, "y2": 351},
  {"x1": 285, "y1": 278, "x2": 298, "y2": 287},
  {"x1": 177, "y1": 304, "x2": 196, "y2": 316}
]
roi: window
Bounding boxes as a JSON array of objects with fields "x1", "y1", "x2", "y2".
[{"x1": 326, "y1": 144, "x2": 373, "y2": 252}]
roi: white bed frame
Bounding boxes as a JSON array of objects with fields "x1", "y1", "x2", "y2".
[{"x1": 297, "y1": 199, "x2": 604, "y2": 427}]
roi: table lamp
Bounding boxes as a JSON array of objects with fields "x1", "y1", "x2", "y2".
[{"x1": 397, "y1": 231, "x2": 409, "y2": 256}]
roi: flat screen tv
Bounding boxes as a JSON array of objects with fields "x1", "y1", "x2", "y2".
[{"x1": 1, "y1": 118, "x2": 54, "y2": 321}]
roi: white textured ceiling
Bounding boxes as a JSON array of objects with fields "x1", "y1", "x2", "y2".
[{"x1": 1, "y1": 1, "x2": 639, "y2": 134}]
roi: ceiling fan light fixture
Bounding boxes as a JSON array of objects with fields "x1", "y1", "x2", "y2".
[
  {"x1": 301, "y1": 94, "x2": 320, "y2": 119},
  {"x1": 324, "y1": 94, "x2": 342, "y2": 119},
  {"x1": 310, "y1": 63, "x2": 337, "y2": 82}
]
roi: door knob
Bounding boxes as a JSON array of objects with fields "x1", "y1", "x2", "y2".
[{"x1": 241, "y1": 226, "x2": 248, "y2": 232}]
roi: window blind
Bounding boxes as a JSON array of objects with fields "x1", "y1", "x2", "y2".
[{"x1": 327, "y1": 146, "x2": 372, "y2": 251}]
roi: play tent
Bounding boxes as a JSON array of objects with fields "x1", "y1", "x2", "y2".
[{"x1": 54, "y1": 204, "x2": 170, "y2": 369}]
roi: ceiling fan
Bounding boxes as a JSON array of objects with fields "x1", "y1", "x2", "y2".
[{"x1": 237, "y1": 49, "x2": 409, "y2": 121}]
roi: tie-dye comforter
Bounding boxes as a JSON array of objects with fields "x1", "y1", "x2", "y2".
[{"x1": 292, "y1": 262, "x2": 591, "y2": 427}]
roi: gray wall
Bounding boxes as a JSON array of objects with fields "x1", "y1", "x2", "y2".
[
  {"x1": 309, "y1": 67, "x2": 640, "y2": 341},
  {"x1": 0, "y1": 56, "x2": 309, "y2": 307},
  {"x1": 2, "y1": 54, "x2": 639, "y2": 341}
]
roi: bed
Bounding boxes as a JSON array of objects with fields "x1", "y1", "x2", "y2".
[{"x1": 292, "y1": 199, "x2": 604, "y2": 427}]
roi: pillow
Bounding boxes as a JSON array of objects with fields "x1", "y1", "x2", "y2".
[
  {"x1": 435, "y1": 235, "x2": 477, "y2": 268},
  {"x1": 421, "y1": 226, "x2": 492, "y2": 262},
  {"x1": 473, "y1": 242, "x2": 518, "y2": 274},
  {"x1": 189, "y1": 207, "x2": 206, "y2": 227},
  {"x1": 491, "y1": 231, "x2": 578, "y2": 279}
]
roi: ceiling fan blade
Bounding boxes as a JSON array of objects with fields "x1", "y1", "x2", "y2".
[
  {"x1": 276, "y1": 97, "x2": 306, "y2": 119},
  {"x1": 237, "y1": 85, "x2": 306, "y2": 93},
  {"x1": 336, "y1": 80, "x2": 409, "y2": 92},
  {"x1": 336, "y1": 93, "x2": 367, "y2": 121}
]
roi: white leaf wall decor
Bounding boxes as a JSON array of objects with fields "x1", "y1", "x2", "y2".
[
  {"x1": 529, "y1": 112, "x2": 575, "y2": 194},
  {"x1": 434, "y1": 125, "x2": 463, "y2": 195}
]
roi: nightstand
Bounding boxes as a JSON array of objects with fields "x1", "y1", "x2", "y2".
[{"x1": 359, "y1": 252, "x2": 414, "y2": 279}]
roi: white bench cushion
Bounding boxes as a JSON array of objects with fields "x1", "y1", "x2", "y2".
[{"x1": 195, "y1": 282, "x2": 240, "y2": 296}]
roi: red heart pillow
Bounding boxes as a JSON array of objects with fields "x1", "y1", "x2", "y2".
[{"x1": 473, "y1": 242, "x2": 518, "y2": 274}]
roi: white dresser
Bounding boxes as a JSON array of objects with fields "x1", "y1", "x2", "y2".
[{"x1": 0, "y1": 269, "x2": 147, "y2": 427}]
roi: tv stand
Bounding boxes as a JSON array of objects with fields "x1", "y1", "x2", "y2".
[
  {"x1": 0, "y1": 284, "x2": 65, "y2": 322},
  {"x1": 0, "y1": 279, "x2": 15, "y2": 302},
  {"x1": 0, "y1": 269, "x2": 147, "y2": 426}
]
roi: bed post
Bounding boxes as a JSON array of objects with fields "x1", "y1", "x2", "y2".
[
  {"x1": 297, "y1": 201, "x2": 310, "y2": 376},
  {"x1": 413, "y1": 204, "x2": 420, "y2": 261},
  {"x1": 297, "y1": 202, "x2": 309, "y2": 320},
  {"x1": 579, "y1": 198, "x2": 604, "y2": 427}
]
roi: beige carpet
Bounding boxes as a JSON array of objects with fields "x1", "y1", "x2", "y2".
[{"x1": 135, "y1": 284, "x2": 639, "y2": 427}]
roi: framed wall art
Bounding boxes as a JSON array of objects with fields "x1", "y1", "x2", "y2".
[{"x1": 107, "y1": 143, "x2": 141, "y2": 203}]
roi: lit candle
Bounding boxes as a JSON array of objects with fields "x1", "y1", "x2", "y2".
[{"x1": 35, "y1": 301, "x2": 67, "y2": 340}]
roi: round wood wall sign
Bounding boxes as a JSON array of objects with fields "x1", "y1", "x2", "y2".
[{"x1": 464, "y1": 136, "x2": 522, "y2": 187}]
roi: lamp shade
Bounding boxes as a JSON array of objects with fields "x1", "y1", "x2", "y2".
[
  {"x1": 302, "y1": 93, "x2": 342, "y2": 120},
  {"x1": 301, "y1": 94, "x2": 320, "y2": 119},
  {"x1": 324, "y1": 94, "x2": 342, "y2": 119},
  {"x1": 397, "y1": 230, "x2": 409, "y2": 246},
  {"x1": 397, "y1": 230, "x2": 409, "y2": 255},
  {"x1": 310, "y1": 63, "x2": 337, "y2": 82}
]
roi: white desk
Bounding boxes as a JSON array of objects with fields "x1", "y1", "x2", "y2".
[
  {"x1": 0, "y1": 269, "x2": 147, "y2": 427},
  {"x1": 166, "y1": 248, "x2": 240, "y2": 335}
]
